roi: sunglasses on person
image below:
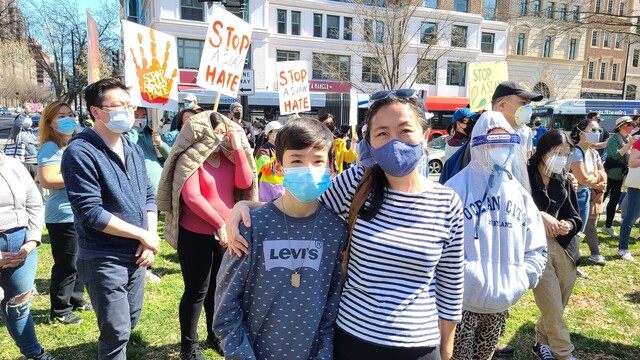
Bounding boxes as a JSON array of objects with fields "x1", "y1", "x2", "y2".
[{"x1": 369, "y1": 89, "x2": 428, "y2": 117}]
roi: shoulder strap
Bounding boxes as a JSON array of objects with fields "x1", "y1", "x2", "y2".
[{"x1": 342, "y1": 166, "x2": 374, "y2": 282}]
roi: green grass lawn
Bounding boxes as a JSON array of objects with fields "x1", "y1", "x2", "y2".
[{"x1": 1, "y1": 219, "x2": 639, "y2": 359}]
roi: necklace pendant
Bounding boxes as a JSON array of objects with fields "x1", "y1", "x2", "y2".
[{"x1": 291, "y1": 273, "x2": 300, "y2": 287}]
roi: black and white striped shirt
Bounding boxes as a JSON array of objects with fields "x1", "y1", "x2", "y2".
[{"x1": 320, "y1": 166, "x2": 464, "y2": 348}]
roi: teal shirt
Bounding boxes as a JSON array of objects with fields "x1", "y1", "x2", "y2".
[
  {"x1": 124, "y1": 126, "x2": 171, "y2": 195},
  {"x1": 37, "y1": 141, "x2": 74, "y2": 223}
]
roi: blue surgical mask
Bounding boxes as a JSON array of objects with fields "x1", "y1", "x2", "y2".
[
  {"x1": 369, "y1": 139, "x2": 424, "y2": 177},
  {"x1": 55, "y1": 117, "x2": 78, "y2": 135},
  {"x1": 283, "y1": 167, "x2": 332, "y2": 203},
  {"x1": 104, "y1": 110, "x2": 135, "y2": 133},
  {"x1": 184, "y1": 102, "x2": 192, "y2": 109}
]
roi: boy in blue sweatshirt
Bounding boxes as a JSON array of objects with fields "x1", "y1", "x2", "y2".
[
  {"x1": 213, "y1": 117, "x2": 348, "y2": 359},
  {"x1": 61, "y1": 78, "x2": 159, "y2": 360}
]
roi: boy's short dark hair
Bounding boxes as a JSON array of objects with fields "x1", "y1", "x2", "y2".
[
  {"x1": 85, "y1": 78, "x2": 129, "y2": 121},
  {"x1": 275, "y1": 117, "x2": 334, "y2": 164}
]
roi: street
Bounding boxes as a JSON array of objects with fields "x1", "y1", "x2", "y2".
[{"x1": 0, "y1": 114, "x2": 15, "y2": 146}]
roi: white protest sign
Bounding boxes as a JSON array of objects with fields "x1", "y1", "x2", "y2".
[
  {"x1": 196, "y1": 7, "x2": 252, "y2": 98},
  {"x1": 276, "y1": 60, "x2": 311, "y2": 115}
]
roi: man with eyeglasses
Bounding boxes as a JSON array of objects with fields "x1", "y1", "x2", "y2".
[{"x1": 60, "y1": 78, "x2": 160, "y2": 360}]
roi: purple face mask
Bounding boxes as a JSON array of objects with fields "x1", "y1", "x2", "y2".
[{"x1": 369, "y1": 139, "x2": 424, "y2": 177}]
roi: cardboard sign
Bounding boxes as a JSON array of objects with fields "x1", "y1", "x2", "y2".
[
  {"x1": 276, "y1": 60, "x2": 311, "y2": 115},
  {"x1": 196, "y1": 7, "x2": 253, "y2": 98},
  {"x1": 468, "y1": 62, "x2": 509, "y2": 112},
  {"x1": 86, "y1": 11, "x2": 100, "y2": 84},
  {"x1": 122, "y1": 20, "x2": 179, "y2": 111}
]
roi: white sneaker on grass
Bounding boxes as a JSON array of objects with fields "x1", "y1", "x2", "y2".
[
  {"x1": 588, "y1": 254, "x2": 606, "y2": 265},
  {"x1": 601, "y1": 226, "x2": 619, "y2": 237},
  {"x1": 618, "y1": 250, "x2": 635, "y2": 262}
]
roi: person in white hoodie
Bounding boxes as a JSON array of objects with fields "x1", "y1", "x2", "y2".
[{"x1": 445, "y1": 111, "x2": 547, "y2": 360}]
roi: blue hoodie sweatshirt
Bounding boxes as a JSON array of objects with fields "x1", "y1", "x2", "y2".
[{"x1": 61, "y1": 128, "x2": 156, "y2": 261}]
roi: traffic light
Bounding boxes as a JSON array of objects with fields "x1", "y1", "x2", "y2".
[{"x1": 112, "y1": 50, "x2": 120, "y2": 69}]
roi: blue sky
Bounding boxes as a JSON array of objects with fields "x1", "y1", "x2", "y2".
[{"x1": 77, "y1": 0, "x2": 117, "y2": 13}]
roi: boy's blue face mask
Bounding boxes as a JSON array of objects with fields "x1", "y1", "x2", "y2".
[{"x1": 283, "y1": 167, "x2": 332, "y2": 203}]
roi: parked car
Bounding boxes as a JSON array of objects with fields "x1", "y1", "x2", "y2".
[
  {"x1": 0, "y1": 108, "x2": 12, "y2": 116},
  {"x1": 427, "y1": 135, "x2": 447, "y2": 174}
]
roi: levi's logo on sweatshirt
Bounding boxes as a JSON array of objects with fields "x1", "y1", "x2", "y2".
[{"x1": 263, "y1": 240, "x2": 323, "y2": 271}]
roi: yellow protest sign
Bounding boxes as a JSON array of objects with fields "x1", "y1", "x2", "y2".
[{"x1": 468, "y1": 62, "x2": 509, "y2": 112}]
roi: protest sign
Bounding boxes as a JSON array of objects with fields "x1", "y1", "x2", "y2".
[
  {"x1": 276, "y1": 60, "x2": 311, "y2": 115},
  {"x1": 122, "y1": 20, "x2": 179, "y2": 111},
  {"x1": 196, "y1": 7, "x2": 252, "y2": 99},
  {"x1": 86, "y1": 11, "x2": 100, "y2": 84},
  {"x1": 468, "y1": 61, "x2": 509, "y2": 112}
]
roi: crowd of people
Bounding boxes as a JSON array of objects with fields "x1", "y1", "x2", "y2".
[{"x1": 0, "y1": 77, "x2": 636, "y2": 360}]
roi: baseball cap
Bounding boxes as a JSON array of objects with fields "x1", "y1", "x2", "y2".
[
  {"x1": 452, "y1": 108, "x2": 478, "y2": 123},
  {"x1": 184, "y1": 94, "x2": 197, "y2": 102},
  {"x1": 491, "y1": 81, "x2": 544, "y2": 102},
  {"x1": 230, "y1": 102, "x2": 243, "y2": 111},
  {"x1": 265, "y1": 121, "x2": 282, "y2": 134}
]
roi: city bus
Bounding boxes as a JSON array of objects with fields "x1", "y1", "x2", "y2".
[{"x1": 533, "y1": 99, "x2": 640, "y2": 131}]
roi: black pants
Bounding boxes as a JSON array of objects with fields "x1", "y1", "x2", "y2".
[
  {"x1": 177, "y1": 226, "x2": 225, "y2": 349},
  {"x1": 47, "y1": 222, "x2": 86, "y2": 317},
  {"x1": 334, "y1": 326, "x2": 440, "y2": 360},
  {"x1": 604, "y1": 178, "x2": 624, "y2": 227}
]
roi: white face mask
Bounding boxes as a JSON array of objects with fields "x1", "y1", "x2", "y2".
[
  {"x1": 104, "y1": 110, "x2": 135, "y2": 133},
  {"x1": 513, "y1": 105, "x2": 533, "y2": 126},
  {"x1": 584, "y1": 132, "x2": 600, "y2": 144},
  {"x1": 545, "y1": 156, "x2": 568, "y2": 175},
  {"x1": 489, "y1": 146, "x2": 512, "y2": 166}
]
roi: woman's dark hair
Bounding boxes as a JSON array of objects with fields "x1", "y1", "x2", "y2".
[
  {"x1": 176, "y1": 108, "x2": 198, "y2": 131},
  {"x1": 318, "y1": 113, "x2": 334, "y2": 123},
  {"x1": 209, "y1": 112, "x2": 223, "y2": 130},
  {"x1": 569, "y1": 118, "x2": 594, "y2": 145},
  {"x1": 359, "y1": 94, "x2": 430, "y2": 221},
  {"x1": 529, "y1": 129, "x2": 573, "y2": 169}
]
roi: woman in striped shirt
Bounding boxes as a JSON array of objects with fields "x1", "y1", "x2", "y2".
[{"x1": 227, "y1": 90, "x2": 465, "y2": 360}]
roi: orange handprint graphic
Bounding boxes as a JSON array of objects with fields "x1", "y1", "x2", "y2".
[{"x1": 129, "y1": 29, "x2": 177, "y2": 105}]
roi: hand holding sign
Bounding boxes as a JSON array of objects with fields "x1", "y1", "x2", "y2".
[{"x1": 129, "y1": 29, "x2": 178, "y2": 105}]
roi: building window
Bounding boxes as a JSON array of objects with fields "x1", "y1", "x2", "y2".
[
  {"x1": 572, "y1": 5, "x2": 579, "y2": 21},
  {"x1": 416, "y1": 59, "x2": 437, "y2": 85},
  {"x1": 634, "y1": 49, "x2": 639, "y2": 67},
  {"x1": 558, "y1": 4, "x2": 566, "y2": 20},
  {"x1": 517, "y1": 33, "x2": 525, "y2": 55},
  {"x1": 588, "y1": 61, "x2": 594, "y2": 79},
  {"x1": 591, "y1": 31, "x2": 599, "y2": 47},
  {"x1": 543, "y1": 36, "x2": 552, "y2": 57},
  {"x1": 364, "y1": 19, "x2": 373, "y2": 42},
  {"x1": 454, "y1": 0, "x2": 468, "y2": 12},
  {"x1": 603, "y1": 32, "x2": 610, "y2": 48},
  {"x1": 327, "y1": 15, "x2": 340, "y2": 39},
  {"x1": 595, "y1": 0, "x2": 601, "y2": 12},
  {"x1": 313, "y1": 14, "x2": 323, "y2": 37},
  {"x1": 312, "y1": 53, "x2": 350, "y2": 81},
  {"x1": 620, "y1": 2, "x2": 625, "y2": 16},
  {"x1": 446, "y1": 61, "x2": 466, "y2": 86},
  {"x1": 546, "y1": 2, "x2": 554, "y2": 19},
  {"x1": 520, "y1": 0, "x2": 528, "y2": 15},
  {"x1": 423, "y1": 0, "x2": 438, "y2": 8},
  {"x1": 375, "y1": 20, "x2": 384, "y2": 43},
  {"x1": 451, "y1": 25, "x2": 468, "y2": 48},
  {"x1": 569, "y1": 38, "x2": 576, "y2": 60},
  {"x1": 277, "y1": 9, "x2": 286, "y2": 34},
  {"x1": 291, "y1": 11, "x2": 301, "y2": 35},
  {"x1": 600, "y1": 63, "x2": 606, "y2": 80},
  {"x1": 178, "y1": 38, "x2": 204, "y2": 69},
  {"x1": 612, "y1": 63, "x2": 619, "y2": 81},
  {"x1": 180, "y1": 0, "x2": 204, "y2": 21},
  {"x1": 362, "y1": 57, "x2": 381, "y2": 83},
  {"x1": 533, "y1": 82, "x2": 550, "y2": 99},
  {"x1": 343, "y1": 17, "x2": 353, "y2": 40},
  {"x1": 481, "y1": 32, "x2": 495, "y2": 53},
  {"x1": 607, "y1": 0, "x2": 613, "y2": 14},
  {"x1": 484, "y1": 0, "x2": 496, "y2": 20},
  {"x1": 626, "y1": 84, "x2": 637, "y2": 100},
  {"x1": 533, "y1": 0, "x2": 540, "y2": 16},
  {"x1": 421, "y1": 22, "x2": 437, "y2": 44},
  {"x1": 276, "y1": 50, "x2": 300, "y2": 62},
  {"x1": 615, "y1": 33, "x2": 622, "y2": 49}
]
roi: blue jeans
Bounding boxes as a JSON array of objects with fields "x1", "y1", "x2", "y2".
[
  {"x1": 0, "y1": 227, "x2": 43, "y2": 357},
  {"x1": 78, "y1": 256, "x2": 146, "y2": 360},
  {"x1": 619, "y1": 187, "x2": 640, "y2": 251},
  {"x1": 576, "y1": 188, "x2": 591, "y2": 233}
]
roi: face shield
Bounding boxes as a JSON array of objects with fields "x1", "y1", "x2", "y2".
[
  {"x1": 541, "y1": 146, "x2": 572, "y2": 178},
  {"x1": 471, "y1": 133, "x2": 521, "y2": 174}
]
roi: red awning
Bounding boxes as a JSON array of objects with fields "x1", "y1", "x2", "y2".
[
  {"x1": 425, "y1": 96, "x2": 470, "y2": 111},
  {"x1": 178, "y1": 84, "x2": 204, "y2": 91}
]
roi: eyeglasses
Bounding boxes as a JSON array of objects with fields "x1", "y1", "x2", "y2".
[{"x1": 99, "y1": 104, "x2": 137, "y2": 112}]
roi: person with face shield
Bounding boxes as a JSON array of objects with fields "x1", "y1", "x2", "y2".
[
  {"x1": 255, "y1": 121, "x2": 285, "y2": 201},
  {"x1": 527, "y1": 130, "x2": 583, "y2": 360},
  {"x1": 569, "y1": 119, "x2": 607, "y2": 265},
  {"x1": 157, "y1": 111, "x2": 257, "y2": 359},
  {"x1": 445, "y1": 111, "x2": 547, "y2": 360},
  {"x1": 445, "y1": 108, "x2": 478, "y2": 160}
]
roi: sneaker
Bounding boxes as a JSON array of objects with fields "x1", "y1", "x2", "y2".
[
  {"x1": 618, "y1": 250, "x2": 636, "y2": 262},
  {"x1": 50, "y1": 312, "x2": 83, "y2": 325},
  {"x1": 576, "y1": 269, "x2": 589, "y2": 278},
  {"x1": 145, "y1": 269, "x2": 162, "y2": 283},
  {"x1": 567, "y1": 357, "x2": 581, "y2": 360},
  {"x1": 532, "y1": 343, "x2": 555, "y2": 360},
  {"x1": 601, "y1": 226, "x2": 619, "y2": 237},
  {"x1": 25, "y1": 350, "x2": 57, "y2": 360},
  {"x1": 205, "y1": 335, "x2": 225, "y2": 356},
  {"x1": 73, "y1": 303, "x2": 93, "y2": 312},
  {"x1": 588, "y1": 254, "x2": 607, "y2": 266},
  {"x1": 493, "y1": 343, "x2": 515, "y2": 358},
  {"x1": 180, "y1": 345, "x2": 206, "y2": 360}
]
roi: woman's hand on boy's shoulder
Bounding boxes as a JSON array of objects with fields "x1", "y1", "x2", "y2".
[{"x1": 226, "y1": 201, "x2": 254, "y2": 256}]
